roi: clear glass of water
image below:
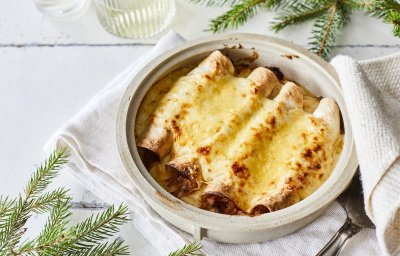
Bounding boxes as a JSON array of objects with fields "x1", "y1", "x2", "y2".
[
  {"x1": 33, "y1": 0, "x2": 88, "y2": 17},
  {"x1": 94, "y1": 0, "x2": 176, "y2": 39}
]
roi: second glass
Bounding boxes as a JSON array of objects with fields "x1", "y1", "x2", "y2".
[{"x1": 94, "y1": 0, "x2": 176, "y2": 39}]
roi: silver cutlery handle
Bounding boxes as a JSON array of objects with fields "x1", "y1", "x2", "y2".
[{"x1": 316, "y1": 218, "x2": 362, "y2": 256}]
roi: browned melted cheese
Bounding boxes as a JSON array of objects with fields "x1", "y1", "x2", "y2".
[{"x1": 135, "y1": 67, "x2": 343, "y2": 215}]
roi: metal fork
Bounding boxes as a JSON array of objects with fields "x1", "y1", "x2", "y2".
[{"x1": 317, "y1": 169, "x2": 375, "y2": 255}]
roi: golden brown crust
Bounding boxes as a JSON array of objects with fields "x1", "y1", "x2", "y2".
[
  {"x1": 189, "y1": 50, "x2": 235, "y2": 77},
  {"x1": 200, "y1": 176, "x2": 243, "y2": 215},
  {"x1": 231, "y1": 162, "x2": 250, "y2": 179},
  {"x1": 197, "y1": 146, "x2": 211, "y2": 156},
  {"x1": 137, "y1": 126, "x2": 173, "y2": 159},
  {"x1": 166, "y1": 158, "x2": 200, "y2": 180},
  {"x1": 137, "y1": 51, "x2": 234, "y2": 159},
  {"x1": 274, "y1": 82, "x2": 304, "y2": 109},
  {"x1": 250, "y1": 186, "x2": 300, "y2": 215},
  {"x1": 313, "y1": 98, "x2": 340, "y2": 141},
  {"x1": 247, "y1": 67, "x2": 280, "y2": 97},
  {"x1": 137, "y1": 51, "x2": 342, "y2": 217}
]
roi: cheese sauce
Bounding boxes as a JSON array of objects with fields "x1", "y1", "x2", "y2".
[{"x1": 136, "y1": 67, "x2": 343, "y2": 213}]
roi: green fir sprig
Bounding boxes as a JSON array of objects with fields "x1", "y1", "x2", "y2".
[
  {"x1": 168, "y1": 241, "x2": 205, "y2": 256},
  {"x1": 309, "y1": 2, "x2": 351, "y2": 59},
  {"x1": 0, "y1": 149, "x2": 129, "y2": 256},
  {"x1": 188, "y1": 0, "x2": 242, "y2": 6},
  {"x1": 0, "y1": 149, "x2": 206, "y2": 255},
  {"x1": 361, "y1": 0, "x2": 400, "y2": 36},
  {"x1": 188, "y1": 0, "x2": 400, "y2": 60},
  {"x1": 207, "y1": 0, "x2": 274, "y2": 32}
]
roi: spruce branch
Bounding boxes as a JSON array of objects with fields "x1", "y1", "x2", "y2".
[
  {"x1": 0, "y1": 148, "x2": 131, "y2": 256},
  {"x1": 208, "y1": 0, "x2": 290, "y2": 32},
  {"x1": 31, "y1": 188, "x2": 70, "y2": 214},
  {"x1": 389, "y1": 11, "x2": 400, "y2": 36},
  {"x1": 168, "y1": 241, "x2": 205, "y2": 256},
  {"x1": 187, "y1": 0, "x2": 241, "y2": 6},
  {"x1": 0, "y1": 196, "x2": 16, "y2": 229},
  {"x1": 0, "y1": 196, "x2": 15, "y2": 217},
  {"x1": 0, "y1": 195, "x2": 32, "y2": 254},
  {"x1": 208, "y1": 0, "x2": 266, "y2": 32},
  {"x1": 0, "y1": 148, "x2": 209, "y2": 256},
  {"x1": 190, "y1": 0, "x2": 400, "y2": 60},
  {"x1": 14, "y1": 203, "x2": 130, "y2": 256},
  {"x1": 360, "y1": 0, "x2": 400, "y2": 36},
  {"x1": 358, "y1": 0, "x2": 400, "y2": 17},
  {"x1": 66, "y1": 204, "x2": 130, "y2": 249},
  {"x1": 23, "y1": 204, "x2": 131, "y2": 255},
  {"x1": 272, "y1": 1, "x2": 331, "y2": 31},
  {"x1": 0, "y1": 149, "x2": 70, "y2": 254},
  {"x1": 24, "y1": 148, "x2": 69, "y2": 199},
  {"x1": 83, "y1": 238, "x2": 129, "y2": 256},
  {"x1": 309, "y1": 2, "x2": 351, "y2": 60},
  {"x1": 36, "y1": 197, "x2": 72, "y2": 245}
]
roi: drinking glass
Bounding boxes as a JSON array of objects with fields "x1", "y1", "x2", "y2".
[
  {"x1": 94, "y1": 0, "x2": 176, "y2": 39},
  {"x1": 33, "y1": 0, "x2": 88, "y2": 17}
]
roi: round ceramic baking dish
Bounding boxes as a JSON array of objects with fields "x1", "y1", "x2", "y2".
[{"x1": 116, "y1": 33, "x2": 358, "y2": 243}]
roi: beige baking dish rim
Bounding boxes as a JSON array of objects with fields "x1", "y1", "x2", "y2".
[{"x1": 116, "y1": 33, "x2": 358, "y2": 243}]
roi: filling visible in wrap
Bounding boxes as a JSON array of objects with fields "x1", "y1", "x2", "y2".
[{"x1": 135, "y1": 50, "x2": 344, "y2": 216}]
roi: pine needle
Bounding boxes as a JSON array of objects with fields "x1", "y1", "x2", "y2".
[
  {"x1": 389, "y1": 11, "x2": 400, "y2": 36},
  {"x1": 0, "y1": 148, "x2": 70, "y2": 254},
  {"x1": 14, "y1": 203, "x2": 130, "y2": 255},
  {"x1": 207, "y1": 0, "x2": 294, "y2": 32},
  {"x1": 36, "y1": 198, "x2": 72, "y2": 245},
  {"x1": 308, "y1": 2, "x2": 350, "y2": 60},
  {"x1": 193, "y1": 0, "x2": 400, "y2": 60},
  {"x1": 67, "y1": 204, "x2": 130, "y2": 247},
  {"x1": 168, "y1": 241, "x2": 205, "y2": 256},
  {"x1": 0, "y1": 148, "x2": 131, "y2": 255},
  {"x1": 24, "y1": 148, "x2": 69, "y2": 199},
  {"x1": 0, "y1": 196, "x2": 16, "y2": 229},
  {"x1": 208, "y1": 0, "x2": 265, "y2": 32},
  {"x1": 84, "y1": 238, "x2": 129, "y2": 256},
  {"x1": 31, "y1": 187, "x2": 70, "y2": 214},
  {"x1": 187, "y1": 0, "x2": 241, "y2": 6},
  {"x1": 30, "y1": 204, "x2": 131, "y2": 255},
  {"x1": 272, "y1": 1, "x2": 330, "y2": 31},
  {"x1": 18, "y1": 198, "x2": 71, "y2": 254},
  {"x1": 360, "y1": 0, "x2": 400, "y2": 37}
]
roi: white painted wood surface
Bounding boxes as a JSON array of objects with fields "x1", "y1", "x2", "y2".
[{"x1": 0, "y1": 0, "x2": 399, "y2": 255}]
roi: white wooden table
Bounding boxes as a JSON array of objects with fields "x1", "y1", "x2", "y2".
[{"x1": 0, "y1": 1, "x2": 399, "y2": 255}]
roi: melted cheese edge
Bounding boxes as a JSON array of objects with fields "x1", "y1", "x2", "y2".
[{"x1": 136, "y1": 68, "x2": 343, "y2": 212}]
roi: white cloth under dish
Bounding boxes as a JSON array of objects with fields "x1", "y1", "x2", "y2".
[
  {"x1": 45, "y1": 31, "x2": 399, "y2": 255},
  {"x1": 331, "y1": 54, "x2": 400, "y2": 255}
]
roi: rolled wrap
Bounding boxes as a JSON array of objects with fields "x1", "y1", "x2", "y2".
[
  {"x1": 166, "y1": 155, "x2": 201, "y2": 197},
  {"x1": 249, "y1": 97, "x2": 341, "y2": 215},
  {"x1": 274, "y1": 81, "x2": 304, "y2": 109},
  {"x1": 219, "y1": 81, "x2": 305, "y2": 213},
  {"x1": 250, "y1": 186, "x2": 300, "y2": 215},
  {"x1": 188, "y1": 50, "x2": 235, "y2": 77},
  {"x1": 198, "y1": 67, "x2": 281, "y2": 149},
  {"x1": 313, "y1": 98, "x2": 340, "y2": 142},
  {"x1": 200, "y1": 175, "x2": 244, "y2": 215},
  {"x1": 139, "y1": 50, "x2": 341, "y2": 216},
  {"x1": 140, "y1": 51, "x2": 235, "y2": 198},
  {"x1": 247, "y1": 67, "x2": 281, "y2": 96},
  {"x1": 137, "y1": 50, "x2": 234, "y2": 159},
  {"x1": 200, "y1": 67, "x2": 281, "y2": 214}
]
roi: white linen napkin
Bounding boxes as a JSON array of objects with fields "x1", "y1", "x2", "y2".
[
  {"x1": 45, "y1": 31, "x2": 397, "y2": 255},
  {"x1": 331, "y1": 54, "x2": 400, "y2": 255}
]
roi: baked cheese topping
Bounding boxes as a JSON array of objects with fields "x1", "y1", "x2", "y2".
[{"x1": 135, "y1": 51, "x2": 343, "y2": 215}]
